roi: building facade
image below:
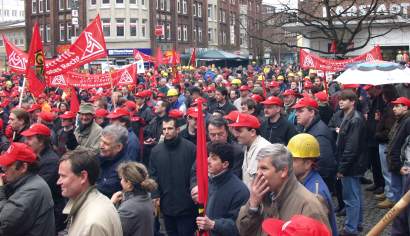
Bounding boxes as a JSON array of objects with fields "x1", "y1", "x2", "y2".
[
  {"x1": 0, "y1": 0, "x2": 25, "y2": 23},
  {"x1": 150, "y1": 0, "x2": 208, "y2": 54},
  {"x1": 25, "y1": 0, "x2": 87, "y2": 57},
  {"x1": 87, "y1": 0, "x2": 151, "y2": 65},
  {"x1": 217, "y1": 0, "x2": 239, "y2": 51},
  {"x1": 207, "y1": 0, "x2": 218, "y2": 49}
]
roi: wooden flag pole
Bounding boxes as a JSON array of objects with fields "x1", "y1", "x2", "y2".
[
  {"x1": 106, "y1": 56, "x2": 116, "y2": 110},
  {"x1": 367, "y1": 190, "x2": 410, "y2": 236},
  {"x1": 18, "y1": 76, "x2": 27, "y2": 108}
]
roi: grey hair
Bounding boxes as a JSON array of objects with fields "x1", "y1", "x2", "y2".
[
  {"x1": 102, "y1": 124, "x2": 129, "y2": 146},
  {"x1": 256, "y1": 144, "x2": 293, "y2": 173}
]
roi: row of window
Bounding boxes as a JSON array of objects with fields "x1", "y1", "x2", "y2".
[
  {"x1": 31, "y1": 0, "x2": 51, "y2": 14},
  {"x1": 59, "y1": 22, "x2": 79, "y2": 42},
  {"x1": 101, "y1": 18, "x2": 148, "y2": 38},
  {"x1": 0, "y1": 33, "x2": 24, "y2": 47},
  {"x1": 90, "y1": 0, "x2": 145, "y2": 6},
  {"x1": 0, "y1": 10, "x2": 24, "y2": 18}
]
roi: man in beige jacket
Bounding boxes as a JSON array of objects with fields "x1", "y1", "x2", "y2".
[
  {"x1": 236, "y1": 144, "x2": 330, "y2": 236},
  {"x1": 74, "y1": 103, "x2": 102, "y2": 152},
  {"x1": 57, "y1": 148, "x2": 122, "y2": 236}
]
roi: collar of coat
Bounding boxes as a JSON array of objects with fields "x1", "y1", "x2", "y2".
[
  {"x1": 63, "y1": 185, "x2": 96, "y2": 217},
  {"x1": 270, "y1": 174, "x2": 300, "y2": 204}
]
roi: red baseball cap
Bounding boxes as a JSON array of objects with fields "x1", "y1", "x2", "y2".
[
  {"x1": 342, "y1": 84, "x2": 359, "y2": 89},
  {"x1": 59, "y1": 111, "x2": 77, "y2": 119},
  {"x1": 262, "y1": 215, "x2": 331, "y2": 236},
  {"x1": 314, "y1": 92, "x2": 328, "y2": 102},
  {"x1": 228, "y1": 113, "x2": 260, "y2": 129},
  {"x1": 261, "y1": 96, "x2": 283, "y2": 106},
  {"x1": 292, "y1": 97, "x2": 319, "y2": 109},
  {"x1": 391, "y1": 97, "x2": 410, "y2": 107},
  {"x1": 21, "y1": 123, "x2": 51, "y2": 137},
  {"x1": 38, "y1": 112, "x2": 55, "y2": 123},
  {"x1": 223, "y1": 110, "x2": 240, "y2": 122},
  {"x1": 207, "y1": 86, "x2": 216, "y2": 92},
  {"x1": 186, "y1": 107, "x2": 199, "y2": 119},
  {"x1": 0, "y1": 142, "x2": 37, "y2": 166},
  {"x1": 27, "y1": 104, "x2": 42, "y2": 113},
  {"x1": 125, "y1": 101, "x2": 137, "y2": 110},
  {"x1": 168, "y1": 109, "x2": 184, "y2": 119},
  {"x1": 95, "y1": 109, "x2": 109, "y2": 118},
  {"x1": 135, "y1": 92, "x2": 145, "y2": 98},
  {"x1": 157, "y1": 93, "x2": 165, "y2": 98},
  {"x1": 269, "y1": 81, "x2": 280, "y2": 88},
  {"x1": 282, "y1": 89, "x2": 297, "y2": 97},
  {"x1": 239, "y1": 85, "x2": 250, "y2": 91},
  {"x1": 251, "y1": 94, "x2": 264, "y2": 103},
  {"x1": 107, "y1": 108, "x2": 130, "y2": 119}
]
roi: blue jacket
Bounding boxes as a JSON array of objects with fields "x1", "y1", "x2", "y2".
[
  {"x1": 303, "y1": 170, "x2": 338, "y2": 236},
  {"x1": 206, "y1": 170, "x2": 249, "y2": 236},
  {"x1": 97, "y1": 147, "x2": 131, "y2": 198},
  {"x1": 127, "y1": 129, "x2": 140, "y2": 162}
]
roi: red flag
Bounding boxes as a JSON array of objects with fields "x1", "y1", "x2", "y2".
[
  {"x1": 329, "y1": 40, "x2": 337, "y2": 53},
  {"x1": 190, "y1": 48, "x2": 196, "y2": 67},
  {"x1": 26, "y1": 23, "x2": 46, "y2": 97},
  {"x1": 44, "y1": 14, "x2": 107, "y2": 76},
  {"x1": 196, "y1": 100, "x2": 209, "y2": 236},
  {"x1": 3, "y1": 35, "x2": 27, "y2": 74},
  {"x1": 171, "y1": 49, "x2": 177, "y2": 66},
  {"x1": 69, "y1": 87, "x2": 80, "y2": 113},
  {"x1": 154, "y1": 47, "x2": 163, "y2": 71}
]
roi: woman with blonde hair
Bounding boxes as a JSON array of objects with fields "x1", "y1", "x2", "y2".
[{"x1": 111, "y1": 162, "x2": 157, "y2": 236}]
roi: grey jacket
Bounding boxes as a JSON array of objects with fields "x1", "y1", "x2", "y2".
[
  {"x1": 0, "y1": 174, "x2": 55, "y2": 236},
  {"x1": 115, "y1": 189, "x2": 154, "y2": 236},
  {"x1": 74, "y1": 121, "x2": 102, "y2": 152}
]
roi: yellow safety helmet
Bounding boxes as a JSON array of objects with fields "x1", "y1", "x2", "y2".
[
  {"x1": 231, "y1": 79, "x2": 242, "y2": 85},
  {"x1": 167, "y1": 88, "x2": 179, "y2": 97},
  {"x1": 257, "y1": 75, "x2": 265, "y2": 81},
  {"x1": 309, "y1": 69, "x2": 317, "y2": 74},
  {"x1": 288, "y1": 72, "x2": 295, "y2": 77},
  {"x1": 287, "y1": 133, "x2": 320, "y2": 158},
  {"x1": 297, "y1": 71, "x2": 303, "y2": 77},
  {"x1": 263, "y1": 67, "x2": 270, "y2": 74},
  {"x1": 277, "y1": 75, "x2": 284, "y2": 81}
]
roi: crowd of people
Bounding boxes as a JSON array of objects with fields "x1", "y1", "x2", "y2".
[{"x1": 0, "y1": 63, "x2": 408, "y2": 236}]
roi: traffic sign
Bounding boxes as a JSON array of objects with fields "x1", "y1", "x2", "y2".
[{"x1": 155, "y1": 25, "x2": 164, "y2": 37}]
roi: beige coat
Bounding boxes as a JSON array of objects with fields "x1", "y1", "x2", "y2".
[
  {"x1": 74, "y1": 121, "x2": 102, "y2": 152},
  {"x1": 63, "y1": 187, "x2": 123, "y2": 236},
  {"x1": 242, "y1": 135, "x2": 272, "y2": 188},
  {"x1": 236, "y1": 174, "x2": 330, "y2": 236}
]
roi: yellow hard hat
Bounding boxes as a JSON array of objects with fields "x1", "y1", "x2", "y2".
[
  {"x1": 297, "y1": 71, "x2": 303, "y2": 76},
  {"x1": 263, "y1": 67, "x2": 270, "y2": 74},
  {"x1": 231, "y1": 79, "x2": 241, "y2": 85},
  {"x1": 287, "y1": 133, "x2": 320, "y2": 158},
  {"x1": 167, "y1": 88, "x2": 178, "y2": 97},
  {"x1": 309, "y1": 69, "x2": 317, "y2": 74},
  {"x1": 288, "y1": 72, "x2": 295, "y2": 77},
  {"x1": 257, "y1": 75, "x2": 265, "y2": 81},
  {"x1": 277, "y1": 75, "x2": 284, "y2": 81}
]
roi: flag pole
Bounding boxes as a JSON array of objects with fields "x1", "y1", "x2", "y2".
[
  {"x1": 106, "y1": 56, "x2": 116, "y2": 110},
  {"x1": 18, "y1": 76, "x2": 26, "y2": 107}
]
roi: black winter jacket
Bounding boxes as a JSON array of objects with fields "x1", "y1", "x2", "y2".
[
  {"x1": 260, "y1": 116, "x2": 297, "y2": 145},
  {"x1": 304, "y1": 115, "x2": 337, "y2": 178},
  {"x1": 149, "y1": 136, "x2": 197, "y2": 216},
  {"x1": 206, "y1": 171, "x2": 249, "y2": 236},
  {"x1": 387, "y1": 111, "x2": 410, "y2": 173},
  {"x1": 336, "y1": 110, "x2": 368, "y2": 176}
]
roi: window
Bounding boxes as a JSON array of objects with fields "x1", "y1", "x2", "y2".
[
  {"x1": 193, "y1": 28, "x2": 196, "y2": 42},
  {"x1": 91, "y1": 0, "x2": 96, "y2": 5},
  {"x1": 183, "y1": 25, "x2": 187, "y2": 41},
  {"x1": 222, "y1": 11, "x2": 226, "y2": 23},
  {"x1": 102, "y1": 0, "x2": 110, "y2": 4},
  {"x1": 130, "y1": 19, "x2": 138, "y2": 37},
  {"x1": 102, "y1": 18, "x2": 110, "y2": 37},
  {"x1": 66, "y1": 0, "x2": 72, "y2": 9},
  {"x1": 116, "y1": 19, "x2": 124, "y2": 36},
  {"x1": 39, "y1": 0, "x2": 43, "y2": 12},
  {"x1": 58, "y1": 0, "x2": 64, "y2": 10},
  {"x1": 198, "y1": 3, "x2": 202, "y2": 17},
  {"x1": 141, "y1": 19, "x2": 147, "y2": 38},
  {"x1": 59, "y1": 23, "x2": 65, "y2": 41},
  {"x1": 39, "y1": 25, "x2": 44, "y2": 42},
  {"x1": 177, "y1": 26, "x2": 181, "y2": 41},
  {"x1": 116, "y1": 0, "x2": 124, "y2": 5},
  {"x1": 177, "y1": 0, "x2": 181, "y2": 13},
  {"x1": 32, "y1": 0, "x2": 37, "y2": 13},
  {"x1": 208, "y1": 29, "x2": 212, "y2": 42},
  {"x1": 0, "y1": 39, "x2": 3, "y2": 47},
  {"x1": 156, "y1": 0, "x2": 159, "y2": 9},
  {"x1": 193, "y1": 3, "x2": 196, "y2": 16},
  {"x1": 46, "y1": 24, "x2": 50, "y2": 42},
  {"x1": 67, "y1": 23, "x2": 72, "y2": 40},
  {"x1": 166, "y1": 0, "x2": 170, "y2": 11},
  {"x1": 4, "y1": 10, "x2": 8, "y2": 16},
  {"x1": 166, "y1": 23, "x2": 171, "y2": 40},
  {"x1": 45, "y1": 0, "x2": 49, "y2": 12},
  {"x1": 182, "y1": 0, "x2": 187, "y2": 14},
  {"x1": 129, "y1": 0, "x2": 136, "y2": 4},
  {"x1": 198, "y1": 28, "x2": 202, "y2": 42},
  {"x1": 141, "y1": 0, "x2": 145, "y2": 7},
  {"x1": 11, "y1": 10, "x2": 16, "y2": 16},
  {"x1": 208, "y1": 4, "x2": 212, "y2": 20},
  {"x1": 160, "y1": 0, "x2": 164, "y2": 10}
]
